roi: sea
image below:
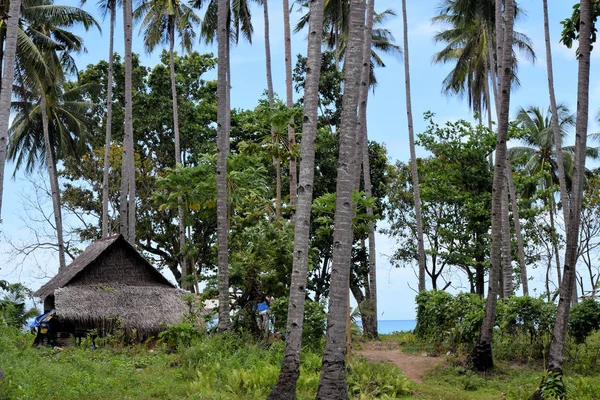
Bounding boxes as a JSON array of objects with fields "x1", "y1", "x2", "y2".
[{"x1": 358, "y1": 320, "x2": 416, "y2": 334}]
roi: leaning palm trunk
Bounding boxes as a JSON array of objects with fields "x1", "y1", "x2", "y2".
[
  {"x1": 506, "y1": 157, "x2": 528, "y2": 295},
  {"x1": 216, "y1": 0, "x2": 231, "y2": 330},
  {"x1": 267, "y1": 0, "x2": 325, "y2": 397},
  {"x1": 102, "y1": 1, "x2": 116, "y2": 238},
  {"x1": 549, "y1": 200, "x2": 562, "y2": 287},
  {"x1": 472, "y1": 0, "x2": 515, "y2": 372},
  {"x1": 282, "y1": 0, "x2": 297, "y2": 210},
  {"x1": 401, "y1": 0, "x2": 426, "y2": 292},
  {"x1": 542, "y1": 0, "x2": 592, "y2": 388},
  {"x1": 542, "y1": 0, "x2": 569, "y2": 230},
  {"x1": 501, "y1": 178, "x2": 513, "y2": 297},
  {"x1": 316, "y1": 0, "x2": 365, "y2": 398},
  {"x1": 40, "y1": 96, "x2": 66, "y2": 271},
  {"x1": 0, "y1": 0, "x2": 22, "y2": 219},
  {"x1": 168, "y1": 19, "x2": 188, "y2": 290},
  {"x1": 356, "y1": 0, "x2": 378, "y2": 339}
]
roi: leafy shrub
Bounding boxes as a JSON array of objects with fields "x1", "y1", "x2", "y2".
[
  {"x1": 158, "y1": 322, "x2": 202, "y2": 349},
  {"x1": 497, "y1": 296, "x2": 556, "y2": 341},
  {"x1": 568, "y1": 298, "x2": 600, "y2": 344},
  {"x1": 270, "y1": 297, "x2": 326, "y2": 349}
]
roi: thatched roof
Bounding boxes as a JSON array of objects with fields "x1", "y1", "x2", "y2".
[
  {"x1": 54, "y1": 285, "x2": 187, "y2": 336},
  {"x1": 34, "y1": 234, "x2": 174, "y2": 299}
]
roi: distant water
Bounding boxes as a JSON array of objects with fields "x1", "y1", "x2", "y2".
[{"x1": 357, "y1": 320, "x2": 416, "y2": 334}]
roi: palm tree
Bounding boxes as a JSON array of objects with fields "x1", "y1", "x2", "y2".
[
  {"x1": 282, "y1": 0, "x2": 297, "y2": 211},
  {"x1": 121, "y1": 0, "x2": 135, "y2": 244},
  {"x1": 542, "y1": 0, "x2": 593, "y2": 392},
  {"x1": 134, "y1": 0, "x2": 200, "y2": 289},
  {"x1": 432, "y1": 0, "x2": 535, "y2": 121},
  {"x1": 0, "y1": 0, "x2": 23, "y2": 219},
  {"x1": 400, "y1": 0, "x2": 425, "y2": 292},
  {"x1": 267, "y1": 0, "x2": 325, "y2": 397},
  {"x1": 316, "y1": 0, "x2": 365, "y2": 397},
  {"x1": 356, "y1": 0, "x2": 377, "y2": 339},
  {"x1": 81, "y1": 0, "x2": 120, "y2": 241},
  {"x1": 472, "y1": 0, "x2": 515, "y2": 372}
]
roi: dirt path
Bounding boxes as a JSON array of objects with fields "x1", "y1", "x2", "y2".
[{"x1": 356, "y1": 342, "x2": 443, "y2": 384}]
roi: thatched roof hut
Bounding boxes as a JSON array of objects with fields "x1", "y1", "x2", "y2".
[{"x1": 34, "y1": 234, "x2": 187, "y2": 338}]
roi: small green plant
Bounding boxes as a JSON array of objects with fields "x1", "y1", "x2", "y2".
[
  {"x1": 539, "y1": 371, "x2": 565, "y2": 399},
  {"x1": 158, "y1": 322, "x2": 201, "y2": 349},
  {"x1": 347, "y1": 358, "x2": 411, "y2": 398}
]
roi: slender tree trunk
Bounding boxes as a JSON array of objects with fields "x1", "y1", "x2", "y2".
[
  {"x1": 0, "y1": 0, "x2": 22, "y2": 219},
  {"x1": 350, "y1": 281, "x2": 377, "y2": 340},
  {"x1": 401, "y1": 0, "x2": 426, "y2": 293},
  {"x1": 472, "y1": 0, "x2": 515, "y2": 372},
  {"x1": 283, "y1": 0, "x2": 297, "y2": 211},
  {"x1": 216, "y1": 0, "x2": 232, "y2": 331},
  {"x1": 120, "y1": 0, "x2": 135, "y2": 244},
  {"x1": 0, "y1": 28, "x2": 6, "y2": 82},
  {"x1": 540, "y1": 0, "x2": 592, "y2": 392},
  {"x1": 169, "y1": 18, "x2": 189, "y2": 290},
  {"x1": 267, "y1": 0, "x2": 325, "y2": 397},
  {"x1": 549, "y1": 200, "x2": 562, "y2": 287},
  {"x1": 40, "y1": 96, "x2": 66, "y2": 271},
  {"x1": 542, "y1": 0, "x2": 569, "y2": 227},
  {"x1": 102, "y1": 1, "x2": 116, "y2": 238},
  {"x1": 501, "y1": 178, "x2": 513, "y2": 297},
  {"x1": 506, "y1": 157, "x2": 528, "y2": 296},
  {"x1": 356, "y1": 0, "x2": 378, "y2": 339},
  {"x1": 316, "y1": 0, "x2": 365, "y2": 398}
]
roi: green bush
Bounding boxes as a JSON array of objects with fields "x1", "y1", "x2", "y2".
[
  {"x1": 270, "y1": 297, "x2": 326, "y2": 349},
  {"x1": 347, "y1": 358, "x2": 412, "y2": 398},
  {"x1": 568, "y1": 298, "x2": 600, "y2": 344},
  {"x1": 158, "y1": 322, "x2": 202, "y2": 349}
]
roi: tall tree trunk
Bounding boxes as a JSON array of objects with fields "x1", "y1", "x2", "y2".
[
  {"x1": 40, "y1": 95, "x2": 66, "y2": 271},
  {"x1": 401, "y1": 0, "x2": 426, "y2": 293},
  {"x1": 169, "y1": 18, "x2": 188, "y2": 290},
  {"x1": 542, "y1": 0, "x2": 569, "y2": 228},
  {"x1": 543, "y1": 0, "x2": 592, "y2": 384},
  {"x1": 120, "y1": 0, "x2": 135, "y2": 244},
  {"x1": 102, "y1": 1, "x2": 116, "y2": 238},
  {"x1": 283, "y1": 0, "x2": 297, "y2": 211},
  {"x1": 356, "y1": 0, "x2": 378, "y2": 339},
  {"x1": 350, "y1": 281, "x2": 377, "y2": 340},
  {"x1": 316, "y1": 0, "x2": 365, "y2": 398},
  {"x1": 262, "y1": 0, "x2": 281, "y2": 220},
  {"x1": 501, "y1": 178, "x2": 513, "y2": 297},
  {"x1": 472, "y1": 0, "x2": 515, "y2": 372},
  {"x1": 216, "y1": 0, "x2": 232, "y2": 330},
  {"x1": 267, "y1": 0, "x2": 325, "y2": 397},
  {"x1": 549, "y1": 200, "x2": 562, "y2": 287},
  {"x1": 0, "y1": 0, "x2": 22, "y2": 219},
  {"x1": 506, "y1": 157, "x2": 528, "y2": 296}
]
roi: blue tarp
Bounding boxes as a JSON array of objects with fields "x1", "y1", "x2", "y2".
[{"x1": 29, "y1": 310, "x2": 55, "y2": 329}]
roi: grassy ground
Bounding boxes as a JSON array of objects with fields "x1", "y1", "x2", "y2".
[{"x1": 3, "y1": 326, "x2": 600, "y2": 399}]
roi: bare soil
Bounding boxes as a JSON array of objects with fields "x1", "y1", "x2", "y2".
[{"x1": 356, "y1": 341, "x2": 444, "y2": 384}]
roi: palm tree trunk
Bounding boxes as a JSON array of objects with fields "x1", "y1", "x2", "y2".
[
  {"x1": 40, "y1": 96, "x2": 66, "y2": 271},
  {"x1": 501, "y1": 178, "x2": 513, "y2": 297},
  {"x1": 316, "y1": 0, "x2": 365, "y2": 397},
  {"x1": 401, "y1": 0, "x2": 426, "y2": 293},
  {"x1": 506, "y1": 157, "x2": 528, "y2": 296},
  {"x1": 121, "y1": 0, "x2": 135, "y2": 244},
  {"x1": 169, "y1": 18, "x2": 189, "y2": 290},
  {"x1": 262, "y1": 0, "x2": 280, "y2": 220},
  {"x1": 216, "y1": 0, "x2": 232, "y2": 331},
  {"x1": 542, "y1": 0, "x2": 592, "y2": 388},
  {"x1": 283, "y1": 0, "x2": 297, "y2": 211},
  {"x1": 542, "y1": 0, "x2": 569, "y2": 228},
  {"x1": 267, "y1": 0, "x2": 325, "y2": 397},
  {"x1": 0, "y1": 0, "x2": 22, "y2": 219},
  {"x1": 472, "y1": 0, "x2": 515, "y2": 372},
  {"x1": 102, "y1": 1, "x2": 116, "y2": 238},
  {"x1": 549, "y1": 200, "x2": 562, "y2": 286},
  {"x1": 357, "y1": 0, "x2": 378, "y2": 339}
]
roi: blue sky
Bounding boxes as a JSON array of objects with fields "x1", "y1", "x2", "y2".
[{"x1": 1, "y1": 1, "x2": 599, "y2": 320}]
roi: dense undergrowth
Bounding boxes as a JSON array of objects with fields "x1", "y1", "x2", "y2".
[{"x1": 0, "y1": 325, "x2": 411, "y2": 399}]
